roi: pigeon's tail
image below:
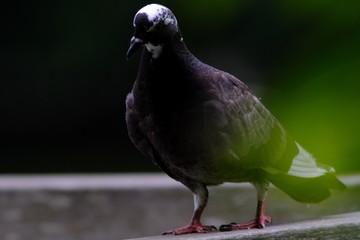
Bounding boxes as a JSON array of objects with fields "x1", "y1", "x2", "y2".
[
  {"x1": 266, "y1": 172, "x2": 346, "y2": 203},
  {"x1": 264, "y1": 143, "x2": 346, "y2": 203}
]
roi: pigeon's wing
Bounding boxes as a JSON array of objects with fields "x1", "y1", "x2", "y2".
[
  {"x1": 125, "y1": 92, "x2": 156, "y2": 160},
  {"x1": 126, "y1": 92, "x2": 180, "y2": 179},
  {"x1": 202, "y1": 69, "x2": 346, "y2": 201},
  {"x1": 202, "y1": 69, "x2": 296, "y2": 172}
]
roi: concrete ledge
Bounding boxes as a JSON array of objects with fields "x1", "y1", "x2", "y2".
[
  {"x1": 132, "y1": 211, "x2": 360, "y2": 240},
  {"x1": 0, "y1": 174, "x2": 358, "y2": 190},
  {"x1": 0, "y1": 174, "x2": 359, "y2": 239},
  {"x1": 0, "y1": 174, "x2": 186, "y2": 190}
]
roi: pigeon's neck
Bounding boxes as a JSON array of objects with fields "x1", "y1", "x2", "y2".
[
  {"x1": 169, "y1": 31, "x2": 193, "y2": 59},
  {"x1": 145, "y1": 31, "x2": 196, "y2": 63}
]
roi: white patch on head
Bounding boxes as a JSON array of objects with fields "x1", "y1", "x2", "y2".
[
  {"x1": 145, "y1": 43, "x2": 163, "y2": 59},
  {"x1": 138, "y1": 4, "x2": 166, "y2": 22},
  {"x1": 135, "y1": 4, "x2": 177, "y2": 31}
]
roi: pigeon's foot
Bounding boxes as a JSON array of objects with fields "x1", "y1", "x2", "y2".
[
  {"x1": 162, "y1": 224, "x2": 217, "y2": 235},
  {"x1": 219, "y1": 216, "x2": 272, "y2": 231}
]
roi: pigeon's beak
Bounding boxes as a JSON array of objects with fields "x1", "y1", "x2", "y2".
[{"x1": 126, "y1": 37, "x2": 144, "y2": 60}]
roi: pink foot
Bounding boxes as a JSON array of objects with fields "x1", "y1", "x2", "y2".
[
  {"x1": 219, "y1": 216, "x2": 272, "y2": 231},
  {"x1": 162, "y1": 223, "x2": 217, "y2": 235}
]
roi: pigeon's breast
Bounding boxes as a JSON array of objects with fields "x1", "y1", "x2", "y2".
[
  {"x1": 128, "y1": 52, "x2": 253, "y2": 183},
  {"x1": 131, "y1": 69, "x2": 221, "y2": 177}
]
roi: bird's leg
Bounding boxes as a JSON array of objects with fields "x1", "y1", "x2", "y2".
[
  {"x1": 219, "y1": 182, "x2": 272, "y2": 231},
  {"x1": 162, "y1": 184, "x2": 217, "y2": 235}
]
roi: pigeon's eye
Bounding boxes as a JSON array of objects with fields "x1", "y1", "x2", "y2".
[
  {"x1": 135, "y1": 30, "x2": 147, "y2": 40},
  {"x1": 151, "y1": 22, "x2": 165, "y2": 32},
  {"x1": 138, "y1": 32, "x2": 146, "y2": 38}
]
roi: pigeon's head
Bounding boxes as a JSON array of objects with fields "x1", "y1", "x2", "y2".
[{"x1": 127, "y1": 4, "x2": 179, "y2": 59}]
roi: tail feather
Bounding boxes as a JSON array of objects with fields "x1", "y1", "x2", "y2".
[
  {"x1": 264, "y1": 142, "x2": 346, "y2": 203},
  {"x1": 267, "y1": 172, "x2": 346, "y2": 203}
]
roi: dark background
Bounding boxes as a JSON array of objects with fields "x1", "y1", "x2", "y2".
[{"x1": 1, "y1": 1, "x2": 360, "y2": 173}]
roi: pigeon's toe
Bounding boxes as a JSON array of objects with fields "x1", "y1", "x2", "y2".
[
  {"x1": 219, "y1": 216, "x2": 272, "y2": 232},
  {"x1": 162, "y1": 224, "x2": 217, "y2": 235}
]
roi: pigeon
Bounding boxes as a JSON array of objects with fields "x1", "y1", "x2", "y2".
[{"x1": 125, "y1": 3, "x2": 346, "y2": 235}]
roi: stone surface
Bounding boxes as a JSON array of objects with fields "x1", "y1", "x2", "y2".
[
  {"x1": 0, "y1": 174, "x2": 359, "y2": 240},
  {"x1": 132, "y1": 212, "x2": 360, "y2": 240}
]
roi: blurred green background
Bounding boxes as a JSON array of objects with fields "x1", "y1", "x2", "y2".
[{"x1": 1, "y1": 0, "x2": 359, "y2": 173}]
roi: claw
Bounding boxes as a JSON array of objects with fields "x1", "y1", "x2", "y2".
[
  {"x1": 161, "y1": 229, "x2": 176, "y2": 235},
  {"x1": 219, "y1": 224, "x2": 233, "y2": 232}
]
